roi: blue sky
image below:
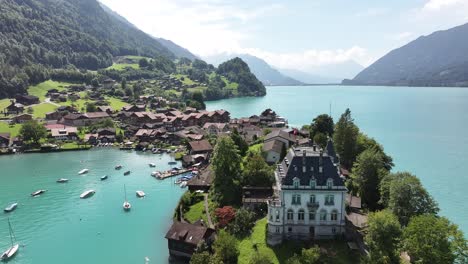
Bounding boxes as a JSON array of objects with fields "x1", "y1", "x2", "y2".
[{"x1": 100, "y1": 0, "x2": 468, "y2": 71}]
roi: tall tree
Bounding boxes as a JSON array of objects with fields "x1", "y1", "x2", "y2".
[
  {"x1": 19, "y1": 120, "x2": 47, "y2": 145},
  {"x1": 212, "y1": 137, "x2": 242, "y2": 206},
  {"x1": 287, "y1": 247, "x2": 321, "y2": 264},
  {"x1": 242, "y1": 154, "x2": 274, "y2": 187},
  {"x1": 213, "y1": 230, "x2": 239, "y2": 264},
  {"x1": 380, "y1": 172, "x2": 439, "y2": 226},
  {"x1": 231, "y1": 129, "x2": 248, "y2": 157},
  {"x1": 365, "y1": 210, "x2": 402, "y2": 264},
  {"x1": 310, "y1": 114, "x2": 334, "y2": 138},
  {"x1": 350, "y1": 148, "x2": 387, "y2": 210},
  {"x1": 333, "y1": 108, "x2": 359, "y2": 169},
  {"x1": 402, "y1": 214, "x2": 468, "y2": 264},
  {"x1": 357, "y1": 133, "x2": 394, "y2": 171}
]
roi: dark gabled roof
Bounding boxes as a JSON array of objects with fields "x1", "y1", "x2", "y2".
[
  {"x1": 279, "y1": 147, "x2": 344, "y2": 187},
  {"x1": 264, "y1": 129, "x2": 296, "y2": 143},
  {"x1": 326, "y1": 138, "x2": 337, "y2": 162},
  {"x1": 263, "y1": 139, "x2": 284, "y2": 154},
  {"x1": 189, "y1": 140, "x2": 213, "y2": 152},
  {"x1": 0, "y1": 132, "x2": 11, "y2": 140},
  {"x1": 165, "y1": 221, "x2": 214, "y2": 246},
  {"x1": 188, "y1": 167, "x2": 213, "y2": 187}
]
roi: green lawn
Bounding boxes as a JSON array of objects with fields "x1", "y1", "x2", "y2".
[
  {"x1": 187, "y1": 86, "x2": 207, "y2": 94},
  {"x1": 30, "y1": 103, "x2": 57, "y2": 118},
  {"x1": 105, "y1": 97, "x2": 127, "y2": 111},
  {"x1": 106, "y1": 63, "x2": 139, "y2": 71},
  {"x1": 0, "y1": 98, "x2": 12, "y2": 111},
  {"x1": 60, "y1": 142, "x2": 89, "y2": 150},
  {"x1": 237, "y1": 218, "x2": 360, "y2": 264},
  {"x1": 28, "y1": 80, "x2": 71, "y2": 101},
  {"x1": 173, "y1": 74, "x2": 197, "y2": 85},
  {"x1": 184, "y1": 200, "x2": 207, "y2": 224},
  {"x1": 123, "y1": 55, "x2": 148, "y2": 61},
  {"x1": 60, "y1": 98, "x2": 90, "y2": 112},
  {"x1": 0, "y1": 122, "x2": 21, "y2": 138}
]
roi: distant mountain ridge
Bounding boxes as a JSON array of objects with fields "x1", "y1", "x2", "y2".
[
  {"x1": 347, "y1": 23, "x2": 468, "y2": 87},
  {"x1": 204, "y1": 53, "x2": 303, "y2": 86}
]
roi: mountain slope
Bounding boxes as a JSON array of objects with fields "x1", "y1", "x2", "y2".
[
  {"x1": 279, "y1": 69, "x2": 342, "y2": 84},
  {"x1": 0, "y1": 0, "x2": 173, "y2": 98},
  {"x1": 99, "y1": 3, "x2": 198, "y2": 60},
  {"x1": 204, "y1": 53, "x2": 303, "y2": 86},
  {"x1": 348, "y1": 23, "x2": 468, "y2": 86}
]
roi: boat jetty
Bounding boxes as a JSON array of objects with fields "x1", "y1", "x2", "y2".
[{"x1": 152, "y1": 167, "x2": 191, "y2": 180}]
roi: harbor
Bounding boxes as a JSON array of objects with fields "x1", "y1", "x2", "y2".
[{"x1": 0, "y1": 148, "x2": 184, "y2": 264}]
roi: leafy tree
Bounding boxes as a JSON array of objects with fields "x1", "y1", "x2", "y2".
[
  {"x1": 250, "y1": 252, "x2": 273, "y2": 264},
  {"x1": 213, "y1": 230, "x2": 239, "y2": 264},
  {"x1": 187, "y1": 91, "x2": 206, "y2": 110},
  {"x1": 19, "y1": 120, "x2": 47, "y2": 145},
  {"x1": 138, "y1": 58, "x2": 149, "y2": 68},
  {"x1": 190, "y1": 251, "x2": 211, "y2": 264},
  {"x1": 313, "y1": 132, "x2": 327, "y2": 149},
  {"x1": 310, "y1": 114, "x2": 334, "y2": 138},
  {"x1": 287, "y1": 247, "x2": 321, "y2": 264},
  {"x1": 242, "y1": 154, "x2": 274, "y2": 187},
  {"x1": 231, "y1": 129, "x2": 248, "y2": 156},
  {"x1": 211, "y1": 137, "x2": 242, "y2": 206},
  {"x1": 333, "y1": 108, "x2": 359, "y2": 169},
  {"x1": 357, "y1": 133, "x2": 394, "y2": 171},
  {"x1": 380, "y1": 172, "x2": 439, "y2": 226},
  {"x1": 215, "y1": 206, "x2": 236, "y2": 228},
  {"x1": 121, "y1": 77, "x2": 127, "y2": 90},
  {"x1": 115, "y1": 130, "x2": 124, "y2": 143},
  {"x1": 124, "y1": 87, "x2": 133, "y2": 97},
  {"x1": 280, "y1": 143, "x2": 287, "y2": 161},
  {"x1": 350, "y1": 148, "x2": 388, "y2": 210},
  {"x1": 402, "y1": 214, "x2": 468, "y2": 264},
  {"x1": 217, "y1": 58, "x2": 266, "y2": 97},
  {"x1": 85, "y1": 102, "x2": 97, "y2": 112},
  {"x1": 91, "y1": 78, "x2": 99, "y2": 88},
  {"x1": 227, "y1": 208, "x2": 256, "y2": 237},
  {"x1": 26, "y1": 107, "x2": 34, "y2": 115},
  {"x1": 365, "y1": 210, "x2": 402, "y2": 264}
]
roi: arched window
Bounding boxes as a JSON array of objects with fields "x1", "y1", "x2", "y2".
[
  {"x1": 287, "y1": 209, "x2": 294, "y2": 221},
  {"x1": 309, "y1": 194, "x2": 316, "y2": 204},
  {"x1": 298, "y1": 209, "x2": 305, "y2": 221},
  {"x1": 319, "y1": 209, "x2": 327, "y2": 221},
  {"x1": 309, "y1": 211, "x2": 316, "y2": 221},
  {"x1": 276, "y1": 210, "x2": 280, "y2": 222},
  {"x1": 331, "y1": 210, "x2": 338, "y2": 221},
  {"x1": 327, "y1": 178, "x2": 333, "y2": 189}
]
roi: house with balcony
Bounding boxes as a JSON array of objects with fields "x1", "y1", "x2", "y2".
[{"x1": 266, "y1": 144, "x2": 346, "y2": 245}]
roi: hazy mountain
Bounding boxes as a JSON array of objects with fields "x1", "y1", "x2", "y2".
[
  {"x1": 100, "y1": 2, "x2": 198, "y2": 60},
  {"x1": 279, "y1": 69, "x2": 341, "y2": 84},
  {"x1": 347, "y1": 23, "x2": 468, "y2": 87},
  {"x1": 204, "y1": 53, "x2": 303, "y2": 86}
]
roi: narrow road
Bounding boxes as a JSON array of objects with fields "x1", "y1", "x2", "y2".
[
  {"x1": 204, "y1": 193, "x2": 214, "y2": 229},
  {"x1": 44, "y1": 98, "x2": 61, "y2": 107}
]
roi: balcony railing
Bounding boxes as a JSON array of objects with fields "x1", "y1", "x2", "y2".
[
  {"x1": 307, "y1": 201, "x2": 319, "y2": 209},
  {"x1": 324, "y1": 201, "x2": 335, "y2": 206}
]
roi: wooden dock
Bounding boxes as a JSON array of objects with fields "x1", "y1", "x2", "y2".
[{"x1": 155, "y1": 169, "x2": 191, "y2": 180}]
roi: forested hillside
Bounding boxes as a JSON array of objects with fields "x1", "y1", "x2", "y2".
[{"x1": 0, "y1": 0, "x2": 173, "y2": 98}]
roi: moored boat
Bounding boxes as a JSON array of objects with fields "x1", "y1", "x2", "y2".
[
  {"x1": 115, "y1": 165, "x2": 123, "y2": 170},
  {"x1": 136, "y1": 190, "x2": 145, "y2": 198},
  {"x1": 151, "y1": 171, "x2": 161, "y2": 177},
  {"x1": 180, "y1": 181, "x2": 187, "y2": 188},
  {"x1": 1, "y1": 218, "x2": 19, "y2": 261},
  {"x1": 78, "y1": 169, "x2": 89, "y2": 175},
  {"x1": 123, "y1": 185, "x2": 131, "y2": 211},
  {"x1": 4, "y1": 203, "x2": 18, "y2": 213},
  {"x1": 149, "y1": 163, "x2": 156, "y2": 168},
  {"x1": 80, "y1": 190, "x2": 95, "y2": 199},
  {"x1": 31, "y1": 190, "x2": 46, "y2": 197},
  {"x1": 56, "y1": 178, "x2": 69, "y2": 183},
  {"x1": 124, "y1": 171, "x2": 131, "y2": 176},
  {"x1": 100, "y1": 175, "x2": 109, "y2": 181},
  {"x1": 168, "y1": 161, "x2": 177, "y2": 165}
]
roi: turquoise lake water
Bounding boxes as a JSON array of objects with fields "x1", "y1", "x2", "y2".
[
  {"x1": 0, "y1": 149, "x2": 184, "y2": 263},
  {"x1": 207, "y1": 85, "x2": 468, "y2": 235}
]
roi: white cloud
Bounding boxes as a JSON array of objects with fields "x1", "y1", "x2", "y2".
[
  {"x1": 423, "y1": 0, "x2": 467, "y2": 10},
  {"x1": 387, "y1": 32, "x2": 414, "y2": 42},
  {"x1": 355, "y1": 7, "x2": 388, "y2": 18}
]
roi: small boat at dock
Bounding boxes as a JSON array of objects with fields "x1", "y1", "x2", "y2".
[
  {"x1": 168, "y1": 161, "x2": 177, "y2": 165},
  {"x1": 180, "y1": 182, "x2": 187, "y2": 188},
  {"x1": 56, "y1": 178, "x2": 69, "y2": 183},
  {"x1": 124, "y1": 171, "x2": 131, "y2": 176},
  {"x1": 136, "y1": 191, "x2": 145, "y2": 198},
  {"x1": 149, "y1": 163, "x2": 156, "y2": 167},
  {"x1": 80, "y1": 190, "x2": 95, "y2": 199},
  {"x1": 4, "y1": 203, "x2": 18, "y2": 213},
  {"x1": 123, "y1": 185, "x2": 131, "y2": 211},
  {"x1": 100, "y1": 175, "x2": 109, "y2": 181},
  {"x1": 78, "y1": 169, "x2": 89, "y2": 175},
  {"x1": 1, "y1": 218, "x2": 19, "y2": 261},
  {"x1": 115, "y1": 165, "x2": 123, "y2": 170},
  {"x1": 31, "y1": 190, "x2": 46, "y2": 197}
]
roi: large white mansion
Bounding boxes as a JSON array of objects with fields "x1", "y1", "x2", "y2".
[{"x1": 266, "y1": 142, "x2": 347, "y2": 245}]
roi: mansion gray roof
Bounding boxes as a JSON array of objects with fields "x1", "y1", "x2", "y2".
[{"x1": 278, "y1": 146, "x2": 344, "y2": 187}]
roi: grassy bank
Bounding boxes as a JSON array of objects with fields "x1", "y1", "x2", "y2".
[{"x1": 0, "y1": 122, "x2": 21, "y2": 138}]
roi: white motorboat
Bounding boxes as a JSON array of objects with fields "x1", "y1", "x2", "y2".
[
  {"x1": 4, "y1": 203, "x2": 18, "y2": 213},
  {"x1": 80, "y1": 190, "x2": 95, "y2": 199},
  {"x1": 151, "y1": 171, "x2": 161, "y2": 177},
  {"x1": 115, "y1": 165, "x2": 122, "y2": 170},
  {"x1": 56, "y1": 178, "x2": 69, "y2": 183},
  {"x1": 123, "y1": 185, "x2": 131, "y2": 211},
  {"x1": 1, "y1": 218, "x2": 19, "y2": 261},
  {"x1": 78, "y1": 169, "x2": 89, "y2": 175},
  {"x1": 180, "y1": 181, "x2": 187, "y2": 188},
  {"x1": 136, "y1": 191, "x2": 145, "y2": 198},
  {"x1": 31, "y1": 190, "x2": 46, "y2": 197},
  {"x1": 100, "y1": 175, "x2": 109, "y2": 181},
  {"x1": 149, "y1": 163, "x2": 156, "y2": 168}
]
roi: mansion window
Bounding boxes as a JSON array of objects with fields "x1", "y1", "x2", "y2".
[
  {"x1": 309, "y1": 211, "x2": 316, "y2": 221},
  {"x1": 298, "y1": 209, "x2": 305, "y2": 221},
  {"x1": 276, "y1": 210, "x2": 280, "y2": 222},
  {"x1": 276, "y1": 227, "x2": 280, "y2": 233},
  {"x1": 331, "y1": 210, "x2": 338, "y2": 221},
  {"x1": 287, "y1": 209, "x2": 294, "y2": 221},
  {"x1": 292, "y1": 194, "x2": 301, "y2": 205},
  {"x1": 319, "y1": 209, "x2": 327, "y2": 221},
  {"x1": 309, "y1": 179, "x2": 316, "y2": 189},
  {"x1": 325, "y1": 195, "x2": 335, "y2": 206},
  {"x1": 327, "y1": 178, "x2": 333, "y2": 189},
  {"x1": 293, "y1": 178, "x2": 300, "y2": 189},
  {"x1": 309, "y1": 194, "x2": 316, "y2": 204}
]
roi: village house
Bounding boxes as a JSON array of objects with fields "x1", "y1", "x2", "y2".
[
  {"x1": 122, "y1": 104, "x2": 146, "y2": 112},
  {"x1": 59, "y1": 112, "x2": 110, "y2": 127},
  {"x1": 103, "y1": 78, "x2": 116, "y2": 89},
  {"x1": 188, "y1": 140, "x2": 213, "y2": 155},
  {"x1": 13, "y1": 114, "x2": 33, "y2": 124},
  {"x1": 263, "y1": 139, "x2": 285, "y2": 164},
  {"x1": 15, "y1": 95, "x2": 39, "y2": 105},
  {"x1": 242, "y1": 187, "x2": 274, "y2": 210},
  {"x1": 187, "y1": 168, "x2": 213, "y2": 192},
  {"x1": 97, "y1": 106, "x2": 113, "y2": 114},
  {"x1": 202, "y1": 123, "x2": 229, "y2": 135},
  {"x1": 165, "y1": 221, "x2": 216, "y2": 259},
  {"x1": 266, "y1": 143, "x2": 346, "y2": 245},
  {"x1": 97, "y1": 128, "x2": 116, "y2": 143},
  {"x1": 4, "y1": 101, "x2": 24, "y2": 115},
  {"x1": 0, "y1": 133, "x2": 11, "y2": 148},
  {"x1": 264, "y1": 129, "x2": 299, "y2": 148},
  {"x1": 50, "y1": 126, "x2": 78, "y2": 141}
]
